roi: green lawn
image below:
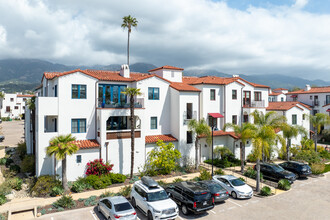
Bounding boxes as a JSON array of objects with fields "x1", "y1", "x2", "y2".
[{"x1": 323, "y1": 164, "x2": 330, "y2": 173}]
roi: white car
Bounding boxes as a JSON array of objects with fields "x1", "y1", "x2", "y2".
[
  {"x1": 98, "y1": 196, "x2": 137, "y2": 220},
  {"x1": 130, "y1": 176, "x2": 179, "y2": 220},
  {"x1": 213, "y1": 175, "x2": 253, "y2": 199}
]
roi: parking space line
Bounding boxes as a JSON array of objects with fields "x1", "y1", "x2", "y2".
[
  {"x1": 219, "y1": 209, "x2": 225, "y2": 213},
  {"x1": 51, "y1": 217, "x2": 54, "y2": 220},
  {"x1": 137, "y1": 217, "x2": 141, "y2": 220},
  {"x1": 228, "y1": 200, "x2": 242, "y2": 207},
  {"x1": 90, "y1": 210, "x2": 97, "y2": 220},
  {"x1": 210, "y1": 210, "x2": 216, "y2": 214},
  {"x1": 227, "y1": 206, "x2": 236, "y2": 210}
]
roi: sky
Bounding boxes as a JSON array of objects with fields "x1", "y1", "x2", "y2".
[{"x1": 0, "y1": 0, "x2": 330, "y2": 80}]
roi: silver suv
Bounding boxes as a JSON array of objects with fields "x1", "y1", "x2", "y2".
[{"x1": 130, "y1": 176, "x2": 178, "y2": 220}]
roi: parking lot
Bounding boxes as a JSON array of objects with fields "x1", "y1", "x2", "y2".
[
  {"x1": 38, "y1": 172, "x2": 330, "y2": 220},
  {"x1": 0, "y1": 120, "x2": 25, "y2": 147}
]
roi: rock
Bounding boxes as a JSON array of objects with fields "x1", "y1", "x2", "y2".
[
  {"x1": 37, "y1": 213, "x2": 41, "y2": 217},
  {"x1": 6, "y1": 193, "x2": 14, "y2": 200}
]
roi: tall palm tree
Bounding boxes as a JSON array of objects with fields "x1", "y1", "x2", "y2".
[
  {"x1": 305, "y1": 113, "x2": 330, "y2": 152},
  {"x1": 121, "y1": 15, "x2": 138, "y2": 66},
  {"x1": 300, "y1": 136, "x2": 314, "y2": 150},
  {"x1": 46, "y1": 134, "x2": 78, "y2": 192},
  {"x1": 27, "y1": 96, "x2": 36, "y2": 155},
  {"x1": 188, "y1": 119, "x2": 211, "y2": 169},
  {"x1": 224, "y1": 123, "x2": 257, "y2": 173},
  {"x1": 281, "y1": 124, "x2": 307, "y2": 161},
  {"x1": 122, "y1": 87, "x2": 141, "y2": 178}
]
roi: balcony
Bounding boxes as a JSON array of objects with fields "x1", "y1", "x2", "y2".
[
  {"x1": 183, "y1": 111, "x2": 197, "y2": 125},
  {"x1": 313, "y1": 100, "x2": 319, "y2": 107},
  {"x1": 243, "y1": 100, "x2": 265, "y2": 108},
  {"x1": 98, "y1": 98, "x2": 144, "y2": 108},
  {"x1": 106, "y1": 130, "x2": 141, "y2": 140}
]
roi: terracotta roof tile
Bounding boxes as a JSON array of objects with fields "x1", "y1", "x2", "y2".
[
  {"x1": 182, "y1": 76, "x2": 244, "y2": 86},
  {"x1": 269, "y1": 92, "x2": 282, "y2": 96},
  {"x1": 145, "y1": 134, "x2": 178, "y2": 144},
  {"x1": 287, "y1": 86, "x2": 330, "y2": 94},
  {"x1": 17, "y1": 94, "x2": 34, "y2": 97},
  {"x1": 199, "y1": 130, "x2": 239, "y2": 139},
  {"x1": 266, "y1": 101, "x2": 311, "y2": 111},
  {"x1": 273, "y1": 88, "x2": 288, "y2": 91},
  {"x1": 237, "y1": 77, "x2": 270, "y2": 88},
  {"x1": 170, "y1": 82, "x2": 201, "y2": 92},
  {"x1": 149, "y1": 65, "x2": 184, "y2": 72},
  {"x1": 71, "y1": 139, "x2": 100, "y2": 149}
]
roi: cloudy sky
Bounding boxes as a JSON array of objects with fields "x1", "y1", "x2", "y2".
[{"x1": 0, "y1": 0, "x2": 329, "y2": 80}]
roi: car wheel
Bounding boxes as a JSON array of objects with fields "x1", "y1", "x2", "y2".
[
  {"x1": 231, "y1": 191, "x2": 237, "y2": 199},
  {"x1": 181, "y1": 204, "x2": 189, "y2": 215},
  {"x1": 132, "y1": 198, "x2": 136, "y2": 208},
  {"x1": 147, "y1": 211, "x2": 153, "y2": 220}
]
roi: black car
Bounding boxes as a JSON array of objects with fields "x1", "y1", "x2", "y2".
[
  {"x1": 254, "y1": 163, "x2": 296, "y2": 183},
  {"x1": 0, "y1": 136, "x2": 4, "y2": 142},
  {"x1": 165, "y1": 181, "x2": 214, "y2": 215},
  {"x1": 279, "y1": 161, "x2": 312, "y2": 178},
  {"x1": 195, "y1": 180, "x2": 229, "y2": 203}
]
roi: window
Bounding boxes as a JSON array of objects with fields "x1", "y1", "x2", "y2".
[
  {"x1": 148, "y1": 87, "x2": 159, "y2": 100},
  {"x1": 232, "y1": 90, "x2": 237, "y2": 100},
  {"x1": 106, "y1": 116, "x2": 128, "y2": 130},
  {"x1": 254, "y1": 92, "x2": 262, "y2": 101},
  {"x1": 310, "y1": 95, "x2": 312, "y2": 100},
  {"x1": 326, "y1": 95, "x2": 330, "y2": 105},
  {"x1": 71, "y1": 119, "x2": 86, "y2": 133},
  {"x1": 208, "y1": 116, "x2": 217, "y2": 128},
  {"x1": 23, "y1": 106, "x2": 25, "y2": 110},
  {"x1": 14, "y1": 106, "x2": 18, "y2": 110},
  {"x1": 187, "y1": 131, "x2": 193, "y2": 144},
  {"x1": 76, "y1": 155, "x2": 82, "y2": 163},
  {"x1": 54, "y1": 85, "x2": 57, "y2": 97},
  {"x1": 303, "y1": 114, "x2": 305, "y2": 120},
  {"x1": 72, "y1": 84, "x2": 86, "y2": 99},
  {"x1": 232, "y1": 115, "x2": 237, "y2": 124},
  {"x1": 293, "y1": 96, "x2": 297, "y2": 101},
  {"x1": 281, "y1": 97, "x2": 284, "y2": 102},
  {"x1": 186, "y1": 103, "x2": 193, "y2": 119},
  {"x1": 23, "y1": 98, "x2": 26, "y2": 101},
  {"x1": 243, "y1": 114, "x2": 248, "y2": 123},
  {"x1": 210, "y1": 89, "x2": 215, "y2": 100},
  {"x1": 10, "y1": 98, "x2": 14, "y2": 102},
  {"x1": 150, "y1": 117, "x2": 157, "y2": 129},
  {"x1": 171, "y1": 71, "x2": 175, "y2": 78},
  {"x1": 292, "y1": 115, "x2": 297, "y2": 125},
  {"x1": 313, "y1": 110, "x2": 318, "y2": 115},
  {"x1": 5, "y1": 106, "x2": 10, "y2": 112},
  {"x1": 99, "y1": 84, "x2": 127, "y2": 106}
]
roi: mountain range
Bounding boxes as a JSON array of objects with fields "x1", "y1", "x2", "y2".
[{"x1": 0, "y1": 59, "x2": 329, "y2": 93}]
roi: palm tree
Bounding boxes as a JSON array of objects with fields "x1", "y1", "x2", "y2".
[
  {"x1": 224, "y1": 123, "x2": 257, "y2": 173},
  {"x1": 46, "y1": 134, "x2": 78, "y2": 192},
  {"x1": 27, "y1": 96, "x2": 36, "y2": 155},
  {"x1": 281, "y1": 124, "x2": 306, "y2": 161},
  {"x1": 300, "y1": 136, "x2": 314, "y2": 150},
  {"x1": 305, "y1": 113, "x2": 330, "y2": 152},
  {"x1": 121, "y1": 15, "x2": 138, "y2": 66},
  {"x1": 188, "y1": 119, "x2": 211, "y2": 169},
  {"x1": 0, "y1": 92, "x2": 4, "y2": 118},
  {"x1": 122, "y1": 87, "x2": 141, "y2": 178}
]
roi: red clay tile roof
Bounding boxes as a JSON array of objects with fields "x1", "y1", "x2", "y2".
[
  {"x1": 149, "y1": 65, "x2": 184, "y2": 72},
  {"x1": 269, "y1": 92, "x2": 282, "y2": 96},
  {"x1": 237, "y1": 77, "x2": 270, "y2": 88},
  {"x1": 199, "y1": 130, "x2": 239, "y2": 139},
  {"x1": 17, "y1": 94, "x2": 34, "y2": 97},
  {"x1": 170, "y1": 82, "x2": 201, "y2": 92},
  {"x1": 145, "y1": 134, "x2": 178, "y2": 144},
  {"x1": 71, "y1": 139, "x2": 100, "y2": 149},
  {"x1": 182, "y1": 76, "x2": 245, "y2": 86},
  {"x1": 286, "y1": 86, "x2": 330, "y2": 94},
  {"x1": 273, "y1": 88, "x2": 288, "y2": 91},
  {"x1": 266, "y1": 101, "x2": 311, "y2": 111}
]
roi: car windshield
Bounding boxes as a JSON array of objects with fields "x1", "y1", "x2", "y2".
[
  {"x1": 273, "y1": 165, "x2": 285, "y2": 172},
  {"x1": 147, "y1": 190, "x2": 168, "y2": 202},
  {"x1": 208, "y1": 184, "x2": 223, "y2": 192},
  {"x1": 230, "y1": 179, "x2": 245, "y2": 186},
  {"x1": 114, "y1": 202, "x2": 132, "y2": 212}
]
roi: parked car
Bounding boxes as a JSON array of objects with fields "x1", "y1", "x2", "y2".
[
  {"x1": 165, "y1": 181, "x2": 214, "y2": 215},
  {"x1": 130, "y1": 176, "x2": 178, "y2": 220},
  {"x1": 0, "y1": 136, "x2": 4, "y2": 142},
  {"x1": 254, "y1": 163, "x2": 296, "y2": 183},
  {"x1": 212, "y1": 175, "x2": 253, "y2": 199},
  {"x1": 98, "y1": 196, "x2": 137, "y2": 220},
  {"x1": 195, "y1": 180, "x2": 229, "y2": 203},
  {"x1": 279, "y1": 161, "x2": 312, "y2": 178}
]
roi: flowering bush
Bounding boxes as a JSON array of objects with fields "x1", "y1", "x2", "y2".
[{"x1": 85, "y1": 159, "x2": 113, "y2": 176}]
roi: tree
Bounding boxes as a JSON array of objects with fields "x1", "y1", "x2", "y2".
[
  {"x1": 122, "y1": 87, "x2": 141, "y2": 178},
  {"x1": 46, "y1": 134, "x2": 78, "y2": 192},
  {"x1": 305, "y1": 113, "x2": 330, "y2": 152},
  {"x1": 188, "y1": 119, "x2": 211, "y2": 169},
  {"x1": 121, "y1": 15, "x2": 138, "y2": 66},
  {"x1": 27, "y1": 96, "x2": 36, "y2": 155},
  {"x1": 0, "y1": 92, "x2": 4, "y2": 118},
  {"x1": 224, "y1": 123, "x2": 257, "y2": 173},
  {"x1": 300, "y1": 136, "x2": 314, "y2": 150},
  {"x1": 281, "y1": 124, "x2": 306, "y2": 161}
]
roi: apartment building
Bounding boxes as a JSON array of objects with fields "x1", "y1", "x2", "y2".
[
  {"x1": 0, "y1": 93, "x2": 33, "y2": 119},
  {"x1": 25, "y1": 65, "x2": 311, "y2": 181},
  {"x1": 269, "y1": 88, "x2": 287, "y2": 102}
]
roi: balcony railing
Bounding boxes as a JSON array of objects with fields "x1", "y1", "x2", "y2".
[
  {"x1": 183, "y1": 111, "x2": 197, "y2": 125},
  {"x1": 106, "y1": 131, "x2": 141, "y2": 140},
  {"x1": 243, "y1": 100, "x2": 265, "y2": 108},
  {"x1": 98, "y1": 98, "x2": 144, "y2": 108},
  {"x1": 313, "y1": 100, "x2": 319, "y2": 107}
]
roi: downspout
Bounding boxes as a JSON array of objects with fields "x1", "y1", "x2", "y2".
[
  {"x1": 95, "y1": 81, "x2": 101, "y2": 159},
  {"x1": 241, "y1": 86, "x2": 244, "y2": 125},
  {"x1": 223, "y1": 85, "x2": 226, "y2": 128}
]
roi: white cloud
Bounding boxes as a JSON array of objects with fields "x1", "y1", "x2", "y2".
[{"x1": 0, "y1": 0, "x2": 329, "y2": 80}]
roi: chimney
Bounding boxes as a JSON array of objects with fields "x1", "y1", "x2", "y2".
[
  {"x1": 232, "y1": 74, "x2": 239, "y2": 78},
  {"x1": 120, "y1": 64, "x2": 130, "y2": 78},
  {"x1": 305, "y1": 84, "x2": 311, "y2": 91}
]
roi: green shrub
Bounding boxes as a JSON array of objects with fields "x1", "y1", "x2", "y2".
[
  {"x1": 118, "y1": 185, "x2": 131, "y2": 198},
  {"x1": 50, "y1": 186, "x2": 64, "y2": 197},
  {"x1": 0, "y1": 183, "x2": 11, "y2": 195},
  {"x1": 5, "y1": 158, "x2": 13, "y2": 167},
  {"x1": 247, "y1": 152, "x2": 257, "y2": 162},
  {"x1": 129, "y1": 175, "x2": 139, "y2": 184},
  {"x1": 260, "y1": 186, "x2": 271, "y2": 196},
  {"x1": 40, "y1": 209, "x2": 46, "y2": 215},
  {"x1": 204, "y1": 157, "x2": 243, "y2": 168},
  {"x1": 31, "y1": 175, "x2": 61, "y2": 197},
  {"x1": 53, "y1": 195, "x2": 75, "y2": 209},
  {"x1": 100, "y1": 191, "x2": 119, "y2": 198},
  {"x1": 172, "y1": 178, "x2": 184, "y2": 183},
  {"x1": 85, "y1": 175, "x2": 107, "y2": 190},
  {"x1": 16, "y1": 141, "x2": 27, "y2": 160},
  {"x1": 292, "y1": 150, "x2": 321, "y2": 164},
  {"x1": 239, "y1": 177, "x2": 245, "y2": 182},
  {"x1": 109, "y1": 173, "x2": 127, "y2": 184},
  {"x1": 157, "y1": 180, "x2": 167, "y2": 187},
  {"x1": 1, "y1": 117, "x2": 10, "y2": 121},
  {"x1": 244, "y1": 167, "x2": 263, "y2": 180},
  {"x1": 6, "y1": 177, "x2": 23, "y2": 191},
  {"x1": 311, "y1": 163, "x2": 325, "y2": 175},
  {"x1": 0, "y1": 158, "x2": 6, "y2": 166},
  {"x1": 21, "y1": 155, "x2": 35, "y2": 174},
  {"x1": 71, "y1": 178, "x2": 92, "y2": 193},
  {"x1": 100, "y1": 175, "x2": 112, "y2": 186},
  {"x1": 319, "y1": 150, "x2": 330, "y2": 160},
  {"x1": 83, "y1": 195, "x2": 97, "y2": 206},
  {"x1": 0, "y1": 194, "x2": 7, "y2": 205},
  {"x1": 214, "y1": 168, "x2": 224, "y2": 175},
  {"x1": 324, "y1": 164, "x2": 330, "y2": 173},
  {"x1": 9, "y1": 164, "x2": 21, "y2": 173},
  {"x1": 199, "y1": 168, "x2": 212, "y2": 180},
  {"x1": 278, "y1": 179, "x2": 291, "y2": 191}
]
